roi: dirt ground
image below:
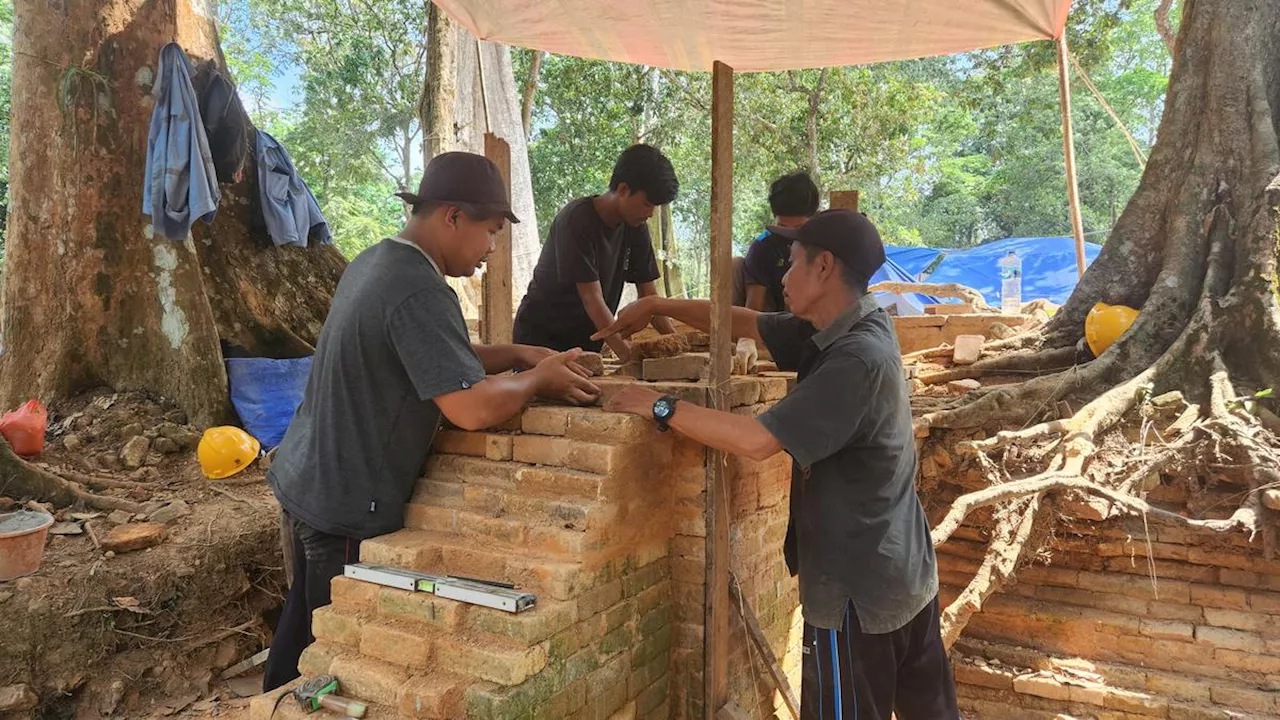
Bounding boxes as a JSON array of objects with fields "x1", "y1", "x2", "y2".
[{"x1": 0, "y1": 390, "x2": 285, "y2": 719}]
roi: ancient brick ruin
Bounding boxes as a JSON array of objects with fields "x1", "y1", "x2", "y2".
[{"x1": 252, "y1": 375, "x2": 801, "y2": 720}]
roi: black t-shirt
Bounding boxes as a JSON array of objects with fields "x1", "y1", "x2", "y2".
[
  {"x1": 514, "y1": 196, "x2": 660, "y2": 351},
  {"x1": 743, "y1": 229, "x2": 791, "y2": 312}
]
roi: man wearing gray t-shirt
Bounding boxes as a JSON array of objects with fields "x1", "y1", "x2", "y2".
[{"x1": 263, "y1": 152, "x2": 600, "y2": 690}]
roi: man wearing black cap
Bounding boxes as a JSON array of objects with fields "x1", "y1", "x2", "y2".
[
  {"x1": 513, "y1": 144, "x2": 680, "y2": 362},
  {"x1": 595, "y1": 209, "x2": 957, "y2": 719},
  {"x1": 263, "y1": 152, "x2": 601, "y2": 690}
]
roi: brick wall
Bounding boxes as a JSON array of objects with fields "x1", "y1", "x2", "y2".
[
  {"x1": 256, "y1": 375, "x2": 800, "y2": 720},
  {"x1": 923, "y1": 434, "x2": 1280, "y2": 719}
]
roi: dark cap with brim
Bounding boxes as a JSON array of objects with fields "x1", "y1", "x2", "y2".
[
  {"x1": 769, "y1": 209, "x2": 885, "y2": 282},
  {"x1": 397, "y1": 152, "x2": 521, "y2": 224}
]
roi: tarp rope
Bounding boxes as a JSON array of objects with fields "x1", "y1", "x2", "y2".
[{"x1": 1068, "y1": 50, "x2": 1149, "y2": 170}]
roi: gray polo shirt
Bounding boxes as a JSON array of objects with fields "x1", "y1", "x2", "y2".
[
  {"x1": 757, "y1": 294, "x2": 937, "y2": 633},
  {"x1": 269, "y1": 239, "x2": 487, "y2": 540}
]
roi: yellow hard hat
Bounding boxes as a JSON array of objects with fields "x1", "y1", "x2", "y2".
[
  {"x1": 198, "y1": 426, "x2": 261, "y2": 479},
  {"x1": 1085, "y1": 302, "x2": 1139, "y2": 357}
]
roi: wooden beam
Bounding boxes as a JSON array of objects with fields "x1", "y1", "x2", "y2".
[
  {"x1": 828, "y1": 189, "x2": 860, "y2": 213},
  {"x1": 704, "y1": 59, "x2": 734, "y2": 720},
  {"x1": 482, "y1": 132, "x2": 514, "y2": 345},
  {"x1": 730, "y1": 574, "x2": 801, "y2": 720},
  {"x1": 1056, "y1": 35, "x2": 1087, "y2": 279}
]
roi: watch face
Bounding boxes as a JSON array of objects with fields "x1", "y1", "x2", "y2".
[{"x1": 654, "y1": 398, "x2": 674, "y2": 420}]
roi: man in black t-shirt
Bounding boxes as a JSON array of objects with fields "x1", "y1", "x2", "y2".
[
  {"x1": 740, "y1": 171, "x2": 820, "y2": 312},
  {"x1": 514, "y1": 144, "x2": 679, "y2": 361}
]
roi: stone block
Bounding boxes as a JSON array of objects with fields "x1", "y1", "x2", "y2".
[{"x1": 951, "y1": 334, "x2": 984, "y2": 364}]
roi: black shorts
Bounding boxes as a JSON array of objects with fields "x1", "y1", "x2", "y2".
[{"x1": 801, "y1": 595, "x2": 960, "y2": 720}]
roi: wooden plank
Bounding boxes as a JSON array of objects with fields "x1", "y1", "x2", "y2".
[
  {"x1": 704, "y1": 59, "x2": 734, "y2": 720},
  {"x1": 482, "y1": 133, "x2": 514, "y2": 345},
  {"x1": 1056, "y1": 35, "x2": 1087, "y2": 279},
  {"x1": 715, "y1": 702, "x2": 751, "y2": 720},
  {"x1": 729, "y1": 574, "x2": 801, "y2": 720},
  {"x1": 829, "y1": 189, "x2": 860, "y2": 213}
]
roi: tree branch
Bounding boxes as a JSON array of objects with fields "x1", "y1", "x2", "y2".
[{"x1": 521, "y1": 50, "x2": 546, "y2": 139}]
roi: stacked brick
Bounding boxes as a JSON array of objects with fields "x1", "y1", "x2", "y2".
[
  {"x1": 253, "y1": 375, "x2": 800, "y2": 720},
  {"x1": 928, "y1": 460, "x2": 1280, "y2": 719}
]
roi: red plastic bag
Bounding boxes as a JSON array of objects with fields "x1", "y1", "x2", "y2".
[{"x1": 0, "y1": 400, "x2": 48, "y2": 457}]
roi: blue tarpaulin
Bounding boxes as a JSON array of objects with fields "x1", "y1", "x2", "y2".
[
  {"x1": 226, "y1": 356, "x2": 313, "y2": 449},
  {"x1": 871, "y1": 255, "x2": 939, "y2": 314},
  {"x1": 883, "y1": 236, "x2": 1103, "y2": 308}
]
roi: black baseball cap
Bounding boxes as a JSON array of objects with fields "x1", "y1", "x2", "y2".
[
  {"x1": 768, "y1": 209, "x2": 885, "y2": 282},
  {"x1": 395, "y1": 152, "x2": 520, "y2": 223}
]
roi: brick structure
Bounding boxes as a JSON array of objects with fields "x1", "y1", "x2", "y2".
[
  {"x1": 925, "y1": 440, "x2": 1280, "y2": 719},
  {"x1": 252, "y1": 375, "x2": 800, "y2": 720}
]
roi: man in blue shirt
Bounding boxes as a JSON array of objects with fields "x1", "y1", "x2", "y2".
[{"x1": 740, "y1": 171, "x2": 820, "y2": 312}]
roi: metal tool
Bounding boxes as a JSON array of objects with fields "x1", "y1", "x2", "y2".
[
  {"x1": 293, "y1": 675, "x2": 367, "y2": 718},
  {"x1": 344, "y1": 562, "x2": 537, "y2": 613}
]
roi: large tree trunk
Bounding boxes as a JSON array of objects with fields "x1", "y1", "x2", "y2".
[
  {"x1": 3, "y1": 0, "x2": 344, "y2": 427},
  {"x1": 919, "y1": 0, "x2": 1280, "y2": 646}
]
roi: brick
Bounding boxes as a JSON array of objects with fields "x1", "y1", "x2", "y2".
[
  {"x1": 534, "y1": 679, "x2": 589, "y2": 720},
  {"x1": 1169, "y1": 704, "x2": 1236, "y2": 720},
  {"x1": 522, "y1": 406, "x2": 571, "y2": 436},
  {"x1": 758, "y1": 376, "x2": 789, "y2": 402},
  {"x1": 297, "y1": 641, "x2": 341, "y2": 676},
  {"x1": 953, "y1": 663, "x2": 1013, "y2": 691},
  {"x1": 398, "y1": 674, "x2": 467, "y2": 719},
  {"x1": 1204, "y1": 607, "x2": 1274, "y2": 633},
  {"x1": 1140, "y1": 619, "x2": 1194, "y2": 641},
  {"x1": 514, "y1": 435, "x2": 618, "y2": 474},
  {"x1": 359, "y1": 530, "x2": 444, "y2": 571},
  {"x1": 600, "y1": 624, "x2": 635, "y2": 656},
  {"x1": 1195, "y1": 625, "x2": 1264, "y2": 652},
  {"x1": 607, "y1": 700, "x2": 637, "y2": 720},
  {"x1": 1067, "y1": 684, "x2": 1108, "y2": 706},
  {"x1": 636, "y1": 676, "x2": 670, "y2": 716},
  {"x1": 951, "y1": 334, "x2": 984, "y2": 364},
  {"x1": 330, "y1": 575, "x2": 380, "y2": 612},
  {"x1": 1250, "y1": 589, "x2": 1280, "y2": 613},
  {"x1": 641, "y1": 354, "x2": 706, "y2": 381},
  {"x1": 516, "y1": 466, "x2": 605, "y2": 500},
  {"x1": 404, "y1": 504, "x2": 458, "y2": 533},
  {"x1": 1144, "y1": 672, "x2": 1212, "y2": 703},
  {"x1": 1215, "y1": 647, "x2": 1280, "y2": 675},
  {"x1": 1103, "y1": 688, "x2": 1167, "y2": 716},
  {"x1": 1219, "y1": 569, "x2": 1264, "y2": 589},
  {"x1": 433, "y1": 430, "x2": 514, "y2": 460},
  {"x1": 580, "y1": 580, "x2": 624, "y2": 618},
  {"x1": 602, "y1": 601, "x2": 636, "y2": 634},
  {"x1": 566, "y1": 410, "x2": 652, "y2": 444},
  {"x1": 1144, "y1": 601, "x2": 1203, "y2": 623},
  {"x1": 330, "y1": 655, "x2": 410, "y2": 706},
  {"x1": 1011, "y1": 674, "x2": 1070, "y2": 701},
  {"x1": 426, "y1": 454, "x2": 522, "y2": 488},
  {"x1": 1209, "y1": 685, "x2": 1278, "y2": 713},
  {"x1": 622, "y1": 562, "x2": 669, "y2": 599},
  {"x1": 441, "y1": 639, "x2": 548, "y2": 686},
  {"x1": 468, "y1": 602, "x2": 576, "y2": 646},
  {"x1": 361, "y1": 620, "x2": 433, "y2": 669},
  {"x1": 310, "y1": 607, "x2": 362, "y2": 646},
  {"x1": 378, "y1": 588, "x2": 464, "y2": 631}
]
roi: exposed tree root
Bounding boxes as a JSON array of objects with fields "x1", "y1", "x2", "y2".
[
  {"x1": 0, "y1": 439, "x2": 145, "y2": 514},
  {"x1": 868, "y1": 281, "x2": 993, "y2": 311},
  {"x1": 919, "y1": 346, "x2": 1080, "y2": 385},
  {"x1": 939, "y1": 494, "x2": 1045, "y2": 649}
]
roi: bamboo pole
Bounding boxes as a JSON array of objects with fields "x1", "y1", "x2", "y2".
[
  {"x1": 1057, "y1": 34, "x2": 1087, "y2": 279},
  {"x1": 704, "y1": 59, "x2": 734, "y2": 719}
]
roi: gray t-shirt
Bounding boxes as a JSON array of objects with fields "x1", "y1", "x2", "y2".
[
  {"x1": 757, "y1": 294, "x2": 938, "y2": 633},
  {"x1": 269, "y1": 239, "x2": 486, "y2": 540}
]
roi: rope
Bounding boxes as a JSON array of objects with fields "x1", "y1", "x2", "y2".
[{"x1": 1068, "y1": 51, "x2": 1149, "y2": 170}]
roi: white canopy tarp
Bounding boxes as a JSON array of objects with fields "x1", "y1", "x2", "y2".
[{"x1": 434, "y1": 0, "x2": 1072, "y2": 72}]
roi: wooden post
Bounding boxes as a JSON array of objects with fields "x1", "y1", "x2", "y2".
[
  {"x1": 704, "y1": 59, "x2": 734, "y2": 720},
  {"x1": 829, "y1": 190, "x2": 860, "y2": 213},
  {"x1": 1056, "y1": 35, "x2": 1087, "y2": 279},
  {"x1": 482, "y1": 132, "x2": 514, "y2": 345}
]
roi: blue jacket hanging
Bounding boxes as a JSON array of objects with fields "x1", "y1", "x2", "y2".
[
  {"x1": 143, "y1": 43, "x2": 221, "y2": 241},
  {"x1": 256, "y1": 130, "x2": 332, "y2": 248}
]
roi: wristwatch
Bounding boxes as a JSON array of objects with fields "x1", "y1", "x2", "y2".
[{"x1": 653, "y1": 395, "x2": 679, "y2": 432}]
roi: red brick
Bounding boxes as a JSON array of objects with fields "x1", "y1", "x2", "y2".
[
  {"x1": 426, "y1": 454, "x2": 521, "y2": 488},
  {"x1": 953, "y1": 663, "x2": 1013, "y2": 691},
  {"x1": 298, "y1": 641, "x2": 341, "y2": 676},
  {"x1": 1011, "y1": 674, "x2": 1070, "y2": 701},
  {"x1": 433, "y1": 430, "x2": 514, "y2": 460},
  {"x1": 515, "y1": 466, "x2": 604, "y2": 500},
  {"x1": 438, "y1": 639, "x2": 548, "y2": 686},
  {"x1": 1250, "y1": 589, "x2": 1280, "y2": 613},
  {"x1": 514, "y1": 435, "x2": 617, "y2": 474},
  {"x1": 359, "y1": 530, "x2": 444, "y2": 571},
  {"x1": 522, "y1": 406, "x2": 571, "y2": 436},
  {"x1": 311, "y1": 607, "x2": 361, "y2": 646},
  {"x1": 1140, "y1": 619, "x2": 1194, "y2": 641},
  {"x1": 1068, "y1": 684, "x2": 1108, "y2": 706},
  {"x1": 361, "y1": 620, "x2": 433, "y2": 669},
  {"x1": 1213, "y1": 647, "x2": 1280, "y2": 675},
  {"x1": 404, "y1": 504, "x2": 457, "y2": 533},
  {"x1": 580, "y1": 580, "x2": 624, "y2": 618},
  {"x1": 378, "y1": 588, "x2": 465, "y2": 631},
  {"x1": 566, "y1": 409, "x2": 652, "y2": 444},
  {"x1": 1103, "y1": 688, "x2": 1167, "y2": 716},
  {"x1": 397, "y1": 673, "x2": 467, "y2": 719},
  {"x1": 330, "y1": 654, "x2": 410, "y2": 706},
  {"x1": 1204, "y1": 606, "x2": 1275, "y2": 633},
  {"x1": 467, "y1": 601, "x2": 577, "y2": 645},
  {"x1": 1144, "y1": 672, "x2": 1211, "y2": 703}
]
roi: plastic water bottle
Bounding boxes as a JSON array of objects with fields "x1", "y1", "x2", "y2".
[{"x1": 999, "y1": 251, "x2": 1022, "y2": 315}]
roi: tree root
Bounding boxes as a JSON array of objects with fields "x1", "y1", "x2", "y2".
[
  {"x1": 939, "y1": 494, "x2": 1045, "y2": 649},
  {"x1": 919, "y1": 346, "x2": 1080, "y2": 385},
  {"x1": 869, "y1": 281, "x2": 993, "y2": 310},
  {"x1": 0, "y1": 439, "x2": 145, "y2": 514}
]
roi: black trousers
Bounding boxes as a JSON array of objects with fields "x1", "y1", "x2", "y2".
[
  {"x1": 262, "y1": 512, "x2": 361, "y2": 691},
  {"x1": 801, "y1": 595, "x2": 959, "y2": 720}
]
